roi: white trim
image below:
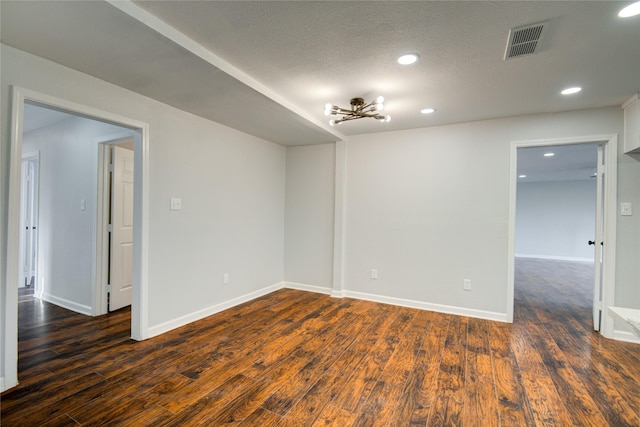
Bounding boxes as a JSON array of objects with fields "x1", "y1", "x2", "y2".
[
  {"x1": 41, "y1": 294, "x2": 92, "y2": 317},
  {"x1": 3, "y1": 86, "x2": 150, "y2": 392},
  {"x1": 515, "y1": 254, "x2": 594, "y2": 263},
  {"x1": 612, "y1": 329, "x2": 640, "y2": 344},
  {"x1": 507, "y1": 134, "x2": 618, "y2": 338},
  {"x1": 332, "y1": 140, "x2": 347, "y2": 297},
  {"x1": 284, "y1": 281, "x2": 333, "y2": 295},
  {"x1": 146, "y1": 280, "x2": 509, "y2": 340},
  {"x1": 342, "y1": 290, "x2": 508, "y2": 322},
  {"x1": 147, "y1": 282, "x2": 284, "y2": 338}
]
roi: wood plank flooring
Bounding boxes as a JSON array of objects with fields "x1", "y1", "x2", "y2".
[{"x1": 2, "y1": 258, "x2": 639, "y2": 426}]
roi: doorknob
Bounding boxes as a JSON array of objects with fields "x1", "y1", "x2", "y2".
[{"x1": 588, "y1": 240, "x2": 595, "y2": 245}]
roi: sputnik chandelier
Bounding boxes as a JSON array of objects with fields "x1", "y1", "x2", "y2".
[{"x1": 324, "y1": 96, "x2": 391, "y2": 126}]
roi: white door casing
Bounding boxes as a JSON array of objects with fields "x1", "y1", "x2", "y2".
[
  {"x1": 592, "y1": 145, "x2": 605, "y2": 331},
  {"x1": 109, "y1": 145, "x2": 134, "y2": 311}
]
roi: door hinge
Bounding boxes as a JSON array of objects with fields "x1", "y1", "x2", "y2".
[
  {"x1": 107, "y1": 283, "x2": 113, "y2": 292},
  {"x1": 108, "y1": 163, "x2": 114, "y2": 172},
  {"x1": 107, "y1": 224, "x2": 113, "y2": 232}
]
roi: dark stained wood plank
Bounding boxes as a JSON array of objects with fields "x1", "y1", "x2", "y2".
[
  {"x1": 487, "y1": 321, "x2": 536, "y2": 426},
  {"x1": 334, "y1": 307, "x2": 414, "y2": 414},
  {"x1": 510, "y1": 320, "x2": 574, "y2": 426},
  {"x1": 426, "y1": 315, "x2": 468, "y2": 426},
  {"x1": 311, "y1": 403, "x2": 356, "y2": 426},
  {"x1": 260, "y1": 333, "x2": 355, "y2": 416},
  {"x1": 462, "y1": 317, "x2": 501, "y2": 426},
  {"x1": 407, "y1": 311, "x2": 451, "y2": 425},
  {"x1": 237, "y1": 407, "x2": 282, "y2": 426}
]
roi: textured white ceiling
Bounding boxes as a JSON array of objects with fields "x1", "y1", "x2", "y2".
[{"x1": 2, "y1": 1, "x2": 639, "y2": 145}]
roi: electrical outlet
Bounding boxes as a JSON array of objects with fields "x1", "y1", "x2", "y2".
[
  {"x1": 371, "y1": 269, "x2": 378, "y2": 280},
  {"x1": 464, "y1": 279, "x2": 472, "y2": 291},
  {"x1": 223, "y1": 273, "x2": 230, "y2": 285}
]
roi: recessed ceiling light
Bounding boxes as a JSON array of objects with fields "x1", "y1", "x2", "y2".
[
  {"x1": 561, "y1": 87, "x2": 582, "y2": 95},
  {"x1": 420, "y1": 108, "x2": 436, "y2": 114},
  {"x1": 519, "y1": 174, "x2": 527, "y2": 178},
  {"x1": 619, "y1": 1, "x2": 640, "y2": 17},
  {"x1": 397, "y1": 53, "x2": 419, "y2": 65},
  {"x1": 544, "y1": 152, "x2": 555, "y2": 157}
]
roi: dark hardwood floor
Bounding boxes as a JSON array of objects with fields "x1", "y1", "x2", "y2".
[{"x1": 2, "y1": 258, "x2": 639, "y2": 426}]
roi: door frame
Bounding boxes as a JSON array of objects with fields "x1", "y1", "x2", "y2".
[
  {"x1": 3, "y1": 86, "x2": 150, "y2": 391},
  {"x1": 506, "y1": 134, "x2": 618, "y2": 338}
]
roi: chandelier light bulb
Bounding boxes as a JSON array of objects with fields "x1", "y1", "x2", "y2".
[{"x1": 323, "y1": 96, "x2": 391, "y2": 126}]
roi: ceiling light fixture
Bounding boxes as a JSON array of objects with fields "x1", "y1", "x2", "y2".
[
  {"x1": 619, "y1": 1, "x2": 640, "y2": 17},
  {"x1": 397, "y1": 53, "x2": 419, "y2": 65},
  {"x1": 420, "y1": 108, "x2": 436, "y2": 114},
  {"x1": 324, "y1": 96, "x2": 391, "y2": 126},
  {"x1": 544, "y1": 152, "x2": 555, "y2": 157},
  {"x1": 519, "y1": 174, "x2": 527, "y2": 178},
  {"x1": 561, "y1": 87, "x2": 582, "y2": 95}
]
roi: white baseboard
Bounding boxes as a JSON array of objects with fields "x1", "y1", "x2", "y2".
[
  {"x1": 284, "y1": 282, "x2": 508, "y2": 323},
  {"x1": 42, "y1": 293, "x2": 92, "y2": 316},
  {"x1": 284, "y1": 281, "x2": 332, "y2": 295},
  {"x1": 147, "y1": 282, "x2": 284, "y2": 338},
  {"x1": 342, "y1": 290, "x2": 508, "y2": 323},
  {"x1": 612, "y1": 329, "x2": 640, "y2": 344},
  {"x1": 515, "y1": 254, "x2": 593, "y2": 263}
]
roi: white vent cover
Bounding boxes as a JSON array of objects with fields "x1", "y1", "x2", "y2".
[{"x1": 504, "y1": 21, "x2": 549, "y2": 60}]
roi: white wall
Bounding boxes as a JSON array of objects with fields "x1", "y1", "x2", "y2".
[
  {"x1": 616, "y1": 150, "x2": 640, "y2": 308},
  {"x1": 1, "y1": 45, "x2": 286, "y2": 385},
  {"x1": 342, "y1": 107, "x2": 639, "y2": 318},
  {"x1": 515, "y1": 180, "x2": 596, "y2": 261},
  {"x1": 284, "y1": 144, "x2": 335, "y2": 289},
  {"x1": 22, "y1": 115, "x2": 129, "y2": 313}
]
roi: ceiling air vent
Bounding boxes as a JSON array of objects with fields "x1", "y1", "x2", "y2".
[{"x1": 504, "y1": 21, "x2": 549, "y2": 60}]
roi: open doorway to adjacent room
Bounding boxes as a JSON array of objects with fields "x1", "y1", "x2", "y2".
[
  {"x1": 4, "y1": 87, "x2": 149, "y2": 391},
  {"x1": 508, "y1": 135, "x2": 618, "y2": 338}
]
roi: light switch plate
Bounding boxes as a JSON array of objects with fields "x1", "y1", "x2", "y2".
[
  {"x1": 621, "y1": 202, "x2": 633, "y2": 216},
  {"x1": 170, "y1": 197, "x2": 182, "y2": 210}
]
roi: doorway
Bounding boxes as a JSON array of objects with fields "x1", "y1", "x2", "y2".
[
  {"x1": 3, "y1": 86, "x2": 150, "y2": 392},
  {"x1": 507, "y1": 135, "x2": 618, "y2": 338}
]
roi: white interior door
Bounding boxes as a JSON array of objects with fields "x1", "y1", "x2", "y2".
[
  {"x1": 109, "y1": 145, "x2": 134, "y2": 311},
  {"x1": 19, "y1": 157, "x2": 39, "y2": 289},
  {"x1": 592, "y1": 145, "x2": 605, "y2": 331}
]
